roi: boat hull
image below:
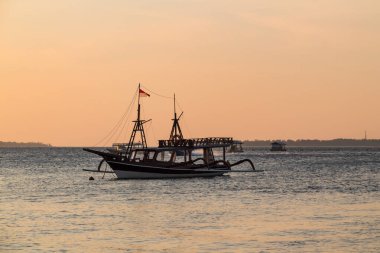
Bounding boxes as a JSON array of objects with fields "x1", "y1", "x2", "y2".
[{"x1": 107, "y1": 161, "x2": 229, "y2": 179}]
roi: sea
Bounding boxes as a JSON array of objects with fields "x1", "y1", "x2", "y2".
[{"x1": 1, "y1": 147, "x2": 379, "y2": 252}]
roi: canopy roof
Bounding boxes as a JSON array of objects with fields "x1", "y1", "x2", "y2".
[{"x1": 158, "y1": 137, "x2": 233, "y2": 149}]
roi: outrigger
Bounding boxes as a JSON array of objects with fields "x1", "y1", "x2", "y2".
[{"x1": 83, "y1": 84, "x2": 259, "y2": 179}]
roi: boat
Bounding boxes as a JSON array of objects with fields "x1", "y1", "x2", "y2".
[
  {"x1": 83, "y1": 84, "x2": 258, "y2": 179},
  {"x1": 227, "y1": 140, "x2": 244, "y2": 153},
  {"x1": 270, "y1": 141, "x2": 287, "y2": 151}
]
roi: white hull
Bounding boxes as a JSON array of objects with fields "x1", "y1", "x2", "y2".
[{"x1": 112, "y1": 169, "x2": 227, "y2": 179}]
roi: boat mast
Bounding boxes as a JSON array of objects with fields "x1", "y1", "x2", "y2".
[
  {"x1": 169, "y1": 93, "x2": 184, "y2": 142},
  {"x1": 126, "y1": 83, "x2": 149, "y2": 158}
]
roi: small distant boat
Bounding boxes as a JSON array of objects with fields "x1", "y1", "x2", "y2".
[
  {"x1": 270, "y1": 141, "x2": 287, "y2": 151},
  {"x1": 83, "y1": 84, "x2": 258, "y2": 179},
  {"x1": 107, "y1": 142, "x2": 142, "y2": 154},
  {"x1": 227, "y1": 140, "x2": 244, "y2": 153}
]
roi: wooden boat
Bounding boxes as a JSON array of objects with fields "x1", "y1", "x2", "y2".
[
  {"x1": 83, "y1": 85, "x2": 257, "y2": 179},
  {"x1": 84, "y1": 138, "x2": 250, "y2": 179}
]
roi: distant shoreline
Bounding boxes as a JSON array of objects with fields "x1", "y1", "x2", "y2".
[
  {"x1": 243, "y1": 139, "x2": 380, "y2": 147},
  {"x1": 1, "y1": 139, "x2": 380, "y2": 148},
  {"x1": 0, "y1": 141, "x2": 52, "y2": 148}
]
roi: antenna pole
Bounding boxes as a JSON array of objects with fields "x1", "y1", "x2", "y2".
[
  {"x1": 174, "y1": 93, "x2": 176, "y2": 117},
  {"x1": 169, "y1": 93, "x2": 183, "y2": 142},
  {"x1": 174, "y1": 93, "x2": 177, "y2": 137}
]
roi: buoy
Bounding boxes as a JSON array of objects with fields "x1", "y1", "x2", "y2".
[{"x1": 89, "y1": 176, "x2": 94, "y2": 180}]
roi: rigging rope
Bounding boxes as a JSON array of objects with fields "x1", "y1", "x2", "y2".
[
  {"x1": 92, "y1": 88, "x2": 138, "y2": 147},
  {"x1": 141, "y1": 85, "x2": 172, "y2": 99},
  {"x1": 175, "y1": 99, "x2": 193, "y2": 137},
  {"x1": 105, "y1": 91, "x2": 137, "y2": 146},
  {"x1": 148, "y1": 120, "x2": 157, "y2": 144},
  {"x1": 113, "y1": 105, "x2": 133, "y2": 144},
  {"x1": 92, "y1": 84, "x2": 193, "y2": 147},
  {"x1": 113, "y1": 87, "x2": 139, "y2": 144}
]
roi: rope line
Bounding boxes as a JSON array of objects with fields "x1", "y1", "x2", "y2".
[
  {"x1": 92, "y1": 89, "x2": 138, "y2": 147},
  {"x1": 114, "y1": 97, "x2": 134, "y2": 144},
  {"x1": 148, "y1": 120, "x2": 157, "y2": 144},
  {"x1": 104, "y1": 91, "x2": 137, "y2": 146},
  {"x1": 112, "y1": 89, "x2": 138, "y2": 144},
  {"x1": 175, "y1": 99, "x2": 184, "y2": 113},
  {"x1": 92, "y1": 85, "x2": 194, "y2": 147},
  {"x1": 141, "y1": 85, "x2": 172, "y2": 99},
  {"x1": 116, "y1": 87, "x2": 139, "y2": 144},
  {"x1": 175, "y1": 99, "x2": 193, "y2": 137}
]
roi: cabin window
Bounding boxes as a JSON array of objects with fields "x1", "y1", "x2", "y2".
[
  {"x1": 156, "y1": 151, "x2": 173, "y2": 162},
  {"x1": 146, "y1": 151, "x2": 155, "y2": 160},
  {"x1": 173, "y1": 151, "x2": 186, "y2": 163},
  {"x1": 203, "y1": 148, "x2": 215, "y2": 163},
  {"x1": 134, "y1": 151, "x2": 145, "y2": 162}
]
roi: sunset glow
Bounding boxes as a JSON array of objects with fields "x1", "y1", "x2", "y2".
[{"x1": 1, "y1": 0, "x2": 379, "y2": 146}]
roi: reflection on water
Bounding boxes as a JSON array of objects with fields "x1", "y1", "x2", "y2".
[{"x1": 1, "y1": 148, "x2": 379, "y2": 252}]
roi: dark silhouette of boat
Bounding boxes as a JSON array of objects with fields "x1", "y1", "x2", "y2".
[
  {"x1": 270, "y1": 141, "x2": 287, "y2": 151},
  {"x1": 227, "y1": 140, "x2": 244, "y2": 153},
  {"x1": 83, "y1": 84, "x2": 257, "y2": 179}
]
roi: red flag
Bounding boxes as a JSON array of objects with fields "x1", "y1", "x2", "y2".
[{"x1": 139, "y1": 88, "x2": 150, "y2": 97}]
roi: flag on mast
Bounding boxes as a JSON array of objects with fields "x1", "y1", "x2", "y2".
[{"x1": 139, "y1": 88, "x2": 150, "y2": 97}]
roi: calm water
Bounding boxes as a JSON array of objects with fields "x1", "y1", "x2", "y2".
[{"x1": 1, "y1": 147, "x2": 379, "y2": 252}]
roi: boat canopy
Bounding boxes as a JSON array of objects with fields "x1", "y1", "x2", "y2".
[{"x1": 158, "y1": 137, "x2": 233, "y2": 149}]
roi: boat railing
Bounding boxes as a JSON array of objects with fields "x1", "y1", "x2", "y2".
[
  {"x1": 112, "y1": 142, "x2": 142, "y2": 151},
  {"x1": 158, "y1": 137, "x2": 233, "y2": 148}
]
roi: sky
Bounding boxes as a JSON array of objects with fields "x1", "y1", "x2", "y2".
[{"x1": 1, "y1": 0, "x2": 379, "y2": 146}]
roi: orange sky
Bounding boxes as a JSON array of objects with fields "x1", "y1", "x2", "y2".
[{"x1": 1, "y1": 0, "x2": 379, "y2": 146}]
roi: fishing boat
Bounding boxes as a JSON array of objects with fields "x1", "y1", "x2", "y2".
[{"x1": 83, "y1": 84, "x2": 258, "y2": 179}]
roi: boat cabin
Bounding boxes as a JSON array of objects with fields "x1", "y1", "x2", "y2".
[
  {"x1": 130, "y1": 148, "x2": 194, "y2": 165},
  {"x1": 129, "y1": 137, "x2": 234, "y2": 166},
  {"x1": 270, "y1": 141, "x2": 286, "y2": 151}
]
